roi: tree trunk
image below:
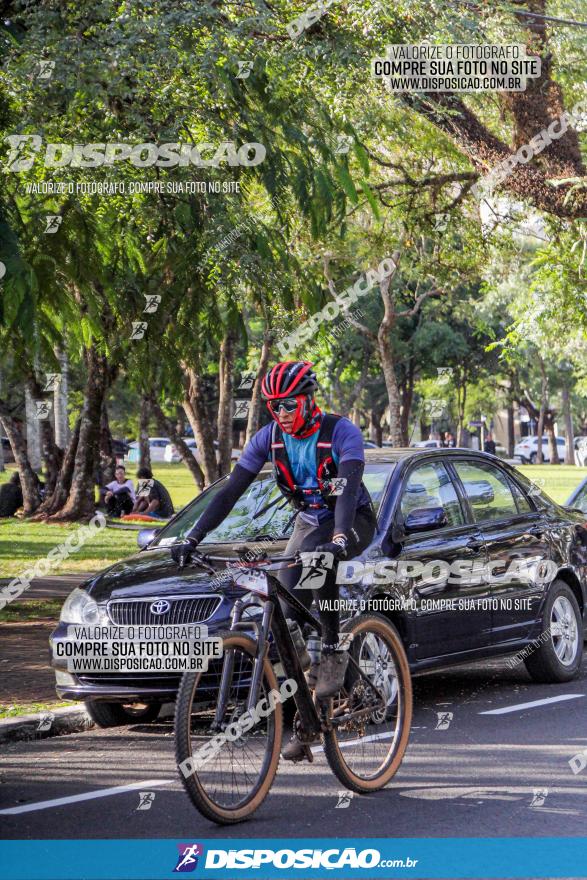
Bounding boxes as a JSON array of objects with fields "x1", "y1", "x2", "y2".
[
  {"x1": 536, "y1": 360, "x2": 548, "y2": 464},
  {"x1": 100, "y1": 402, "x2": 116, "y2": 485},
  {"x1": 50, "y1": 348, "x2": 109, "y2": 521},
  {"x1": 369, "y1": 410, "x2": 383, "y2": 446},
  {"x1": 54, "y1": 348, "x2": 70, "y2": 450},
  {"x1": 546, "y1": 417, "x2": 559, "y2": 465},
  {"x1": 0, "y1": 369, "x2": 4, "y2": 473},
  {"x1": 24, "y1": 385, "x2": 42, "y2": 472},
  {"x1": 175, "y1": 406, "x2": 186, "y2": 437},
  {"x1": 39, "y1": 417, "x2": 62, "y2": 495},
  {"x1": 400, "y1": 360, "x2": 415, "y2": 443},
  {"x1": 378, "y1": 330, "x2": 403, "y2": 446},
  {"x1": 507, "y1": 402, "x2": 515, "y2": 458},
  {"x1": 25, "y1": 376, "x2": 62, "y2": 494},
  {"x1": 33, "y1": 418, "x2": 81, "y2": 518},
  {"x1": 246, "y1": 330, "x2": 274, "y2": 445},
  {"x1": 182, "y1": 366, "x2": 218, "y2": 485},
  {"x1": 456, "y1": 381, "x2": 468, "y2": 447},
  {"x1": 150, "y1": 397, "x2": 205, "y2": 490},
  {"x1": 0, "y1": 408, "x2": 40, "y2": 513},
  {"x1": 138, "y1": 396, "x2": 152, "y2": 471},
  {"x1": 562, "y1": 384, "x2": 575, "y2": 465},
  {"x1": 217, "y1": 330, "x2": 236, "y2": 475}
]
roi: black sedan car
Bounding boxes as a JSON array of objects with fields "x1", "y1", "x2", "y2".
[{"x1": 51, "y1": 448, "x2": 587, "y2": 726}]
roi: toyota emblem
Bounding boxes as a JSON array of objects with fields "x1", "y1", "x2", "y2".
[{"x1": 150, "y1": 599, "x2": 171, "y2": 615}]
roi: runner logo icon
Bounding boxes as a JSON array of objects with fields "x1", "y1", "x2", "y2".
[
  {"x1": 295, "y1": 551, "x2": 334, "y2": 590},
  {"x1": 173, "y1": 843, "x2": 204, "y2": 873}
]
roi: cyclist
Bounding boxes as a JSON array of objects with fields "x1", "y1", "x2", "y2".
[{"x1": 171, "y1": 361, "x2": 376, "y2": 759}]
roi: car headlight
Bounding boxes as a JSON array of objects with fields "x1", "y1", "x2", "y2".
[{"x1": 60, "y1": 588, "x2": 107, "y2": 625}]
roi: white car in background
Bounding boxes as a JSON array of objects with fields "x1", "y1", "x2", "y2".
[
  {"x1": 164, "y1": 438, "x2": 241, "y2": 464},
  {"x1": 514, "y1": 435, "x2": 566, "y2": 464},
  {"x1": 126, "y1": 437, "x2": 170, "y2": 463}
]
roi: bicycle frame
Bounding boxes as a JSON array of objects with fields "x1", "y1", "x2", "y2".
[
  {"x1": 206, "y1": 554, "x2": 388, "y2": 742},
  {"x1": 219, "y1": 570, "x2": 325, "y2": 741}
]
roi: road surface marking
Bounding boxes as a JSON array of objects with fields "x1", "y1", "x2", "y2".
[
  {"x1": 0, "y1": 778, "x2": 175, "y2": 815},
  {"x1": 479, "y1": 694, "x2": 584, "y2": 715}
]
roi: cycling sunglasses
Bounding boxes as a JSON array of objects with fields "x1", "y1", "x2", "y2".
[{"x1": 268, "y1": 397, "x2": 299, "y2": 414}]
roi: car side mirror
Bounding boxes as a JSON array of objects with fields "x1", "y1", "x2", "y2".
[
  {"x1": 137, "y1": 527, "x2": 161, "y2": 549},
  {"x1": 404, "y1": 507, "x2": 447, "y2": 533}
]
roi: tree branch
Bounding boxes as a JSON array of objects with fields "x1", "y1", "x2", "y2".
[{"x1": 396, "y1": 287, "x2": 443, "y2": 319}]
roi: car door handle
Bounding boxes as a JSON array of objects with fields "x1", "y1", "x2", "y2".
[
  {"x1": 524, "y1": 526, "x2": 544, "y2": 539},
  {"x1": 462, "y1": 538, "x2": 483, "y2": 555}
]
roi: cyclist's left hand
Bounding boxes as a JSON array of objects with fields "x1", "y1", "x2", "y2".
[{"x1": 315, "y1": 537, "x2": 348, "y2": 561}]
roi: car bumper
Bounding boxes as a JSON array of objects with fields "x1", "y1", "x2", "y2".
[{"x1": 50, "y1": 603, "x2": 235, "y2": 703}]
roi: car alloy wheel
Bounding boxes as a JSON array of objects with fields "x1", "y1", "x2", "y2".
[{"x1": 550, "y1": 596, "x2": 580, "y2": 667}]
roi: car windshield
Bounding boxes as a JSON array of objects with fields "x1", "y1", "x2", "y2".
[{"x1": 150, "y1": 463, "x2": 394, "y2": 546}]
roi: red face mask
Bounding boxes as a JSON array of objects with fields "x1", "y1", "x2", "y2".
[{"x1": 267, "y1": 394, "x2": 321, "y2": 437}]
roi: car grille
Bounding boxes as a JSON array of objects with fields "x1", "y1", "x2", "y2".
[{"x1": 107, "y1": 596, "x2": 221, "y2": 626}]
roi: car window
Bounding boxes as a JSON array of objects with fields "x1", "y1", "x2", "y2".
[
  {"x1": 557, "y1": 438, "x2": 565, "y2": 446},
  {"x1": 508, "y1": 478, "x2": 532, "y2": 513},
  {"x1": 512, "y1": 469, "x2": 555, "y2": 511},
  {"x1": 454, "y1": 461, "x2": 518, "y2": 522},
  {"x1": 400, "y1": 461, "x2": 464, "y2": 528},
  {"x1": 151, "y1": 463, "x2": 393, "y2": 546},
  {"x1": 570, "y1": 483, "x2": 587, "y2": 513}
]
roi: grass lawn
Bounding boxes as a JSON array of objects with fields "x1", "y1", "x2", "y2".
[
  {"x1": 0, "y1": 460, "x2": 585, "y2": 579},
  {"x1": 0, "y1": 461, "x2": 200, "y2": 577},
  {"x1": 517, "y1": 464, "x2": 586, "y2": 504},
  {"x1": 0, "y1": 599, "x2": 63, "y2": 622},
  {"x1": 0, "y1": 701, "x2": 76, "y2": 719}
]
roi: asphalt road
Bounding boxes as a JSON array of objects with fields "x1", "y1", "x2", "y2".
[{"x1": 1, "y1": 655, "x2": 586, "y2": 841}]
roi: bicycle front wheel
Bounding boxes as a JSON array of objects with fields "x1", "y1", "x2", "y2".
[
  {"x1": 175, "y1": 631, "x2": 283, "y2": 824},
  {"x1": 323, "y1": 613, "x2": 412, "y2": 793}
]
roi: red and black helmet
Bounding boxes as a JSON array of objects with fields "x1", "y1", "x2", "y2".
[
  {"x1": 261, "y1": 362, "x2": 320, "y2": 437},
  {"x1": 261, "y1": 361, "x2": 318, "y2": 400}
]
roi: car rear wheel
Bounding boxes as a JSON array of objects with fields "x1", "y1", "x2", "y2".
[
  {"x1": 524, "y1": 582, "x2": 583, "y2": 683},
  {"x1": 85, "y1": 700, "x2": 162, "y2": 728},
  {"x1": 529, "y1": 452, "x2": 537, "y2": 464}
]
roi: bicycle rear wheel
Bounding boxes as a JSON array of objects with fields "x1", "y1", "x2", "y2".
[
  {"x1": 323, "y1": 613, "x2": 412, "y2": 793},
  {"x1": 175, "y1": 631, "x2": 283, "y2": 824}
]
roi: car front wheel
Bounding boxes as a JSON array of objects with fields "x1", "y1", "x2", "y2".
[
  {"x1": 85, "y1": 700, "x2": 162, "y2": 728},
  {"x1": 524, "y1": 582, "x2": 583, "y2": 683}
]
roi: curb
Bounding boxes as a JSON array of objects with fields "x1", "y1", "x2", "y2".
[
  {"x1": 0, "y1": 705, "x2": 95, "y2": 744},
  {"x1": 0, "y1": 701, "x2": 176, "y2": 744}
]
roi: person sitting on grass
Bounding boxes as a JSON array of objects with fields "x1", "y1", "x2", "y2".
[
  {"x1": 131, "y1": 467, "x2": 174, "y2": 519},
  {"x1": 0, "y1": 472, "x2": 23, "y2": 518},
  {"x1": 102, "y1": 465, "x2": 136, "y2": 518}
]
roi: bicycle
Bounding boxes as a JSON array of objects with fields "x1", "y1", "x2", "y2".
[{"x1": 174, "y1": 549, "x2": 413, "y2": 825}]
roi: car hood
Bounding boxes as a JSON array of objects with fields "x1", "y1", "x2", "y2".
[{"x1": 83, "y1": 543, "x2": 287, "y2": 602}]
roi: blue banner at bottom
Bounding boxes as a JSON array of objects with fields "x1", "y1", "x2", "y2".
[{"x1": 1, "y1": 837, "x2": 585, "y2": 879}]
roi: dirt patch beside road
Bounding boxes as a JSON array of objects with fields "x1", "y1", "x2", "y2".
[{"x1": 0, "y1": 620, "x2": 59, "y2": 707}]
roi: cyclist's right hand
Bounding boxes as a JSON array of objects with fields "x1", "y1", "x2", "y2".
[{"x1": 171, "y1": 532, "x2": 204, "y2": 569}]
